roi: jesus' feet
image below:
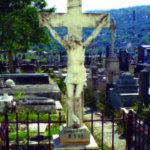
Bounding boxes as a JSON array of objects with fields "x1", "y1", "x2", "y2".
[{"x1": 70, "y1": 114, "x2": 80, "y2": 128}]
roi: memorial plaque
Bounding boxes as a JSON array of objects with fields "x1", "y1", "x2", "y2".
[{"x1": 59, "y1": 125, "x2": 90, "y2": 146}]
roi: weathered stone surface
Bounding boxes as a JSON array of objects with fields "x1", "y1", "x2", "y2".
[
  {"x1": 0, "y1": 84, "x2": 61, "y2": 100},
  {"x1": 39, "y1": 0, "x2": 110, "y2": 128},
  {"x1": 59, "y1": 125, "x2": 90, "y2": 146},
  {"x1": 1, "y1": 73, "x2": 49, "y2": 85},
  {"x1": 109, "y1": 72, "x2": 139, "y2": 109},
  {"x1": 105, "y1": 54, "x2": 120, "y2": 84},
  {"x1": 54, "y1": 134, "x2": 98, "y2": 150},
  {"x1": 16, "y1": 97, "x2": 56, "y2": 113},
  {"x1": 0, "y1": 94, "x2": 13, "y2": 113}
]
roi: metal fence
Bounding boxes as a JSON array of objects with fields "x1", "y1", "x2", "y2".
[{"x1": 0, "y1": 110, "x2": 150, "y2": 150}]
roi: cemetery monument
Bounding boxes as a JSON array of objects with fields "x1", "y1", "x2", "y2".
[
  {"x1": 105, "y1": 18, "x2": 120, "y2": 84},
  {"x1": 39, "y1": 0, "x2": 110, "y2": 148}
]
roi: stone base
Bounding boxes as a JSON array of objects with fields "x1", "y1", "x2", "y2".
[
  {"x1": 53, "y1": 134, "x2": 98, "y2": 150},
  {"x1": 59, "y1": 125, "x2": 90, "y2": 146}
]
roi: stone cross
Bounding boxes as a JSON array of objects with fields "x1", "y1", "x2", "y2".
[
  {"x1": 39, "y1": 0, "x2": 110, "y2": 128},
  {"x1": 110, "y1": 18, "x2": 116, "y2": 55},
  {"x1": 39, "y1": 0, "x2": 110, "y2": 39}
]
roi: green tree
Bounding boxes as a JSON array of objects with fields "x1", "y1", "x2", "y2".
[{"x1": 0, "y1": 0, "x2": 53, "y2": 72}]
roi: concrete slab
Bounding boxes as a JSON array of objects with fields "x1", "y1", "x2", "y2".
[{"x1": 0, "y1": 84, "x2": 61, "y2": 100}]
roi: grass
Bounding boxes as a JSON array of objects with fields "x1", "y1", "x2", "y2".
[
  {"x1": 9, "y1": 123, "x2": 61, "y2": 142},
  {"x1": 9, "y1": 131, "x2": 37, "y2": 141},
  {"x1": 0, "y1": 110, "x2": 66, "y2": 123},
  {"x1": 85, "y1": 122, "x2": 111, "y2": 150}
]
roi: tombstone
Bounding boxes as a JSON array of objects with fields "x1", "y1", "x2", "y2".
[
  {"x1": 106, "y1": 45, "x2": 110, "y2": 58},
  {"x1": 119, "y1": 50, "x2": 129, "y2": 72},
  {"x1": 21, "y1": 64, "x2": 37, "y2": 73},
  {"x1": 39, "y1": 0, "x2": 110, "y2": 149},
  {"x1": 16, "y1": 97, "x2": 56, "y2": 113},
  {"x1": 109, "y1": 72, "x2": 139, "y2": 109},
  {"x1": 91, "y1": 66, "x2": 98, "y2": 77},
  {"x1": 138, "y1": 45, "x2": 150, "y2": 63},
  {"x1": 90, "y1": 66, "x2": 98, "y2": 91},
  {"x1": 138, "y1": 46, "x2": 145, "y2": 63},
  {"x1": 1, "y1": 73, "x2": 49, "y2": 85},
  {"x1": 105, "y1": 19, "x2": 120, "y2": 85},
  {"x1": 139, "y1": 69, "x2": 149, "y2": 108},
  {"x1": 22, "y1": 59, "x2": 30, "y2": 65}
]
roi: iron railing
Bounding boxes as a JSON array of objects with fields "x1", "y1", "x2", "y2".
[{"x1": 0, "y1": 110, "x2": 150, "y2": 150}]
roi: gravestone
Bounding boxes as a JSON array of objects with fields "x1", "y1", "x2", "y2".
[
  {"x1": 139, "y1": 69, "x2": 149, "y2": 107},
  {"x1": 109, "y1": 72, "x2": 139, "y2": 109},
  {"x1": 105, "y1": 19, "x2": 119, "y2": 85},
  {"x1": 16, "y1": 96, "x2": 56, "y2": 113},
  {"x1": 21, "y1": 64, "x2": 37, "y2": 73},
  {"x1": 138, "y1": 46, "x2": 145, "y2": 63},
  {"x1": 1, "y1": 73, "x2": 49, "y2": 85},
  {"x1": 87, "y1": 66, "x2": 98, "y2": 91},
  {"x1": 39, "y1": 0, "x2": 110, "y2": 149},
  {"x1": 119, "y1": 50, "x2": 129, "y2": 72}
]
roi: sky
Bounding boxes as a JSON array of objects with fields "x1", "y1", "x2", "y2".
[{"x1": 45, "y1": 0, "x2": 150, "y2": 12}]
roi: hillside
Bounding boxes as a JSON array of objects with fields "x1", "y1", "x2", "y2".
[{"x1": 33, "y1": 5, "x2": 150, "y2": 54}]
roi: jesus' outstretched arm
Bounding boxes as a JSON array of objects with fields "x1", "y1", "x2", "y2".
[
  {"x1": 42, "y1": 19, "x2": 66, "y2": 47},
  {"x1": 84, "y1": 14, "x2": 109, "y2": 47}
]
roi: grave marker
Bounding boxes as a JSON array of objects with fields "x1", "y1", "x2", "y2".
[{"x1": 39, "y1": 0, "x2": 110, "y2": 148}]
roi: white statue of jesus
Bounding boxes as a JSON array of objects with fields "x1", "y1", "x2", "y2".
[{"x1": 42, "y1": 15, "x2": 108, "y2": 128}]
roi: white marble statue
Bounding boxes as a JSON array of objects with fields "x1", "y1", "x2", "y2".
[{"x1": 42, "y1": 15, "x2": 108, "y2": 128}]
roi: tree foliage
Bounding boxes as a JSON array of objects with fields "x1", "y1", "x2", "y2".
[
  {"x1": 0, "y1": 0, "x2": 53, "y2": 52},
  {"x1": 0, "y1": 0, "x2": 54, "y2": 71}
]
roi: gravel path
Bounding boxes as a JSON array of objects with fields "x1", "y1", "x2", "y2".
[{"x1": 84, "y1": 110, "x2": 126, "y2": 150}]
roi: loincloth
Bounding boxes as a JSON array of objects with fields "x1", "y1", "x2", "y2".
[{"x1": 64, "y1": 65, "x2": 87, "y2": 85}]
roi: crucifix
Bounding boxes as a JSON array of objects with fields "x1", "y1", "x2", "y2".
[{"x1": 39, "y1": 0, "x2": 110, "y2": 128}]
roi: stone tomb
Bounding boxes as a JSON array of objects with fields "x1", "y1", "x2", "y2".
[
  {"x1": 1, "y1": 73, "x2": 49, "y2": 85},
  {"x1": 16, "y1": 96, "x2": 56, "y2": 113},
  {"x1": 105, "y1": 54, "x2": 120, "y2": 84},
  {"x1": 21, "y1": 64, "x2": 37, "y2": 73},
  {"x1": 0, "y1": 84, "x2": 61, "y2": 100},
  {"x1": 109, "y1": 72, "x2": 139, "y2": 109}
]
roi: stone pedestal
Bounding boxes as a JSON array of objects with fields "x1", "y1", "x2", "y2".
[
  {"x1": 105, "y1": 54, "x2": 120, "y2": 84},
  {"x1": 59, "y1": 125, "x2": 90, "y2": 146},
  {"x1": 53, "y1": 134, "x2": 98, "y2": 150}
]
